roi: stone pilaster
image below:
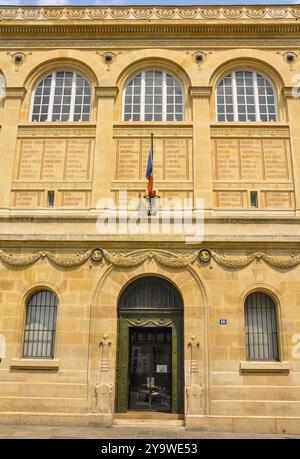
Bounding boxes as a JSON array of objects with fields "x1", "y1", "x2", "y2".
[
  {"x1": 91, "y1": 86, "x2": 119, "y2": 209},
  {"x1": 189, "y1": 86, "x2": 213, "y2": 212},
  {"x1": 0, "y1": 87, "x2": 26, "y2": 212}
]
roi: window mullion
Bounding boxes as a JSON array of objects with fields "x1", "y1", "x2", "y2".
[
  {"x1": 253, "y1": 72, "x2": 260, "y2": 122},
  {"x1": 48, "y1": 73, "x2": 56, "y2": 122},
  {"x1": 163, "y1": 72, "x2": 167, "y2": 121},
  {"x1": 70, "y1": 72, "x2": 76, "y2": 122},
  {"x1": 232, "y1": 72, "x2": 238, "y2": 122},
  {"x1": 141, "y1": 71, "x2": 145, "y2": 121}
]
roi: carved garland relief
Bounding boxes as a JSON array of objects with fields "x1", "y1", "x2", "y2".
[{"x1": 1, "y1": 248, "x2": 300, "y2": 270}]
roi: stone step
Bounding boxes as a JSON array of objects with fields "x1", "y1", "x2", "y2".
[{"x1": 113, "y1": 417, "x2": 185, "y2": 430}]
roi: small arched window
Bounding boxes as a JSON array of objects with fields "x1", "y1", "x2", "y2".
[
  {"x1": 123, "y1": 71, "x2": 184, "y2": 122},
  {"x1": 245, "y1": 292, "x2": 279, "y2": 361},
  {"x1": 30, "y1": 71, "x2": 91, "y2": 122},
  {"x1": 23, "y1": 290, "x2": 57, "y2": 358},
  {"x1": 216, "y1": 71, "x2": 277, "y2": 122}
]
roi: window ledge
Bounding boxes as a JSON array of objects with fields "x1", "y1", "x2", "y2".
[
  {"x1": 240, "y1": 361, "x2": 290, "y2": 374},
  {"x1": 10, "y1": 359, "x2": 59, "y2": 371}
]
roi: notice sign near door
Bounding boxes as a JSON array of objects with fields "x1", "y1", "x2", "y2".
[{"x1": 156, "y1": 365, "x2": 168, "y2": 373}]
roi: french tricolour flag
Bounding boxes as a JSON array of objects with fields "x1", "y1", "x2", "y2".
[{"x1": 146, "y1": 145, "x2": 155, "y2": 198}]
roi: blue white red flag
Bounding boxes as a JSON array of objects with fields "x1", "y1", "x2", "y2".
[{"x1": 146, "y1": 146, "x2": 155, "y2": 198}]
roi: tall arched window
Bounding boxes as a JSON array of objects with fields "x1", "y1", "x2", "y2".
[
  {"x1": 245, "y1": 292, "x2": 279, "y2": 361},
  {"x1": 23, "y1": 290, "x2": 57, "y2": 358},
  {"x1": 123, "y1": 71, "x2": 184, "y2": 122},
  {"x1": 216, "y1": 71, "x2": 277, "y2": 122},
  {"x1": 30, "y1": 71, "x2": 91, "y2": 122}
]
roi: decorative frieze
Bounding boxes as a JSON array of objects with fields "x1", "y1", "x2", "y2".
[
  {"x1": 1, "y1": 6, "x2": 300, "y2": 22},
  {"x1": 2, "y1": 248, "x2": 300, "y2": 271}
]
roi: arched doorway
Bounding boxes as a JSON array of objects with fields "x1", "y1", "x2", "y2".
[{"x1": 115, "y1": 276, "x2": 184, "y2": 414}]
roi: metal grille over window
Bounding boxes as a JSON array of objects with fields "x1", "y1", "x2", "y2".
[
  {"x1": 23, "y1": 290, "x2": 57, "y2": 358},
  {"x1": 245, "y1": 292, "x2": 279, "y2": 361},
  {"x1": 216, "y1": 71, "x2": 277, "y2": 122},
  {"x1": 123, "y1": 71, "x2": 183, "y2": 122},
  {"x1": 31, "y1": 71, "x2": 91, "y2": 122},
  {"x1": 119, "y1": 276, "x2": 183, "y2": 311}
]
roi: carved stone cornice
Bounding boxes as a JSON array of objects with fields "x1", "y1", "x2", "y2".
[
  {"x1": 95, "y1": 86, "x2": 119, "y2": 100},
  {"x1": 189, "y1": 86, "x2": 212, "y2": 99},
  {"x1": 4, "y1": 87, "x2": 26, "y2": 100},
  {"x1": 1, "y1": 7, "x2": 300, "y2": 39},
  {"x1": 0, "y1": 6, "x2": 299, "y2": 23}
]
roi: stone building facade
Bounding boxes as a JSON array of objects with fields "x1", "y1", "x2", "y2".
[{"x1": 0, "y1": 5, "x2": 300, "y2": 434}]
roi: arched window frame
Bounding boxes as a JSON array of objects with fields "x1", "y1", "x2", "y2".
[
  {"x1": 216, "y1": 70, "x2": 278, "y2": 122},
  {"x1": 122, "y1": 70, "x2": 184, "y2": 122},
  {"x1": 29, "y1": 71, "x2": 92, "y2": 122},
  {"x1": 244, "y1": 291, "x2": 279, "y2": 362},
  {"x1": 23, "y1": 289, "x2": 58, "y2": 359}
]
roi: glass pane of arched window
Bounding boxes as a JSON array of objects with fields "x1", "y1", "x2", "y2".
[
  {"x1": 245, "y1": 292, "x2": 279, "y2": 361},
  {"x1": 23, "y1": 290, "x2": 57, "y2": 358},
  {"x1": 124, "y1": 71, "x2": 183, "y2": 122},
  {"x1": 217, "y1": 71, "x2": 277, "y2": 122},
  {"x1": 31, "y1": 72, "x2": 91, "y2": 122}
]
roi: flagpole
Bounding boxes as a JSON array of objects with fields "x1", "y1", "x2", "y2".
[{"x1": 151, "y1": 132, "x2": 154, "y2": 161}]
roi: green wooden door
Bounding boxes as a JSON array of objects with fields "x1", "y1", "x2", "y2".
[{"x1": 115, "y1": 316, "x2": 183, "y2": 414}]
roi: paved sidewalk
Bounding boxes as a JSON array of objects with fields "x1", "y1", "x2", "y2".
[{"x1": 0, "y1": 425, "x2": 299, "y2": 439}]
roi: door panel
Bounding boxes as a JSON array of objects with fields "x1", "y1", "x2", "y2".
[{"x1": 128, "y1": 327, "x2": 172, "y2": 412}]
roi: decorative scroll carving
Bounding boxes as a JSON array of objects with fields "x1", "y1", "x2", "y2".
[
  {"x1": 1, "y1": 7, "x2": 300, "y2": 22},
  {"x1": 127, "y1": 319, "x2": 173, "y2": 328}
]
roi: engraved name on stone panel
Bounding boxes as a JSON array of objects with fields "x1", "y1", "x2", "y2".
[
  {"x1": 214, "y1": 139, "x2": 240, "y2": 180},
  {"x1": 115, "y1": 136, "x2": 190, "y2": 182},
  {"x1": 217, "y1": 191, "x2": 244, "y2": 208},
  {"x1": 65, "y1": 139, "x2": 91, "y2": 180},
  {"x1": 264, "y1": 191, "x2": 292, "y2": 208},
  {"x1": 61, "y1": 191, "x2": 89, "y2": 208},
  {"x1": 263, "y1": 140, "x2": 289, "y2": 180},
  {"x1": 240, "y1": 139, "x2": 263, "y2": 180},
  {"x1": 116, "y1": 139, "x2": 140, "y2": 180},
  {"x1": 17, "y1": 140, "x2": 44, "y2": 180},
  {"x1": 164, "y1": 139, "x2": 189, "y2": 180},
  {"x1": 13, "y1": 191, "x2": 41, "y2": 208},
  {"x1": 42, "y1": 140, "x2": 66, "y2": 180},
  {"x1": 16, "y1": 138, "x2": 93, "y2": 183}
]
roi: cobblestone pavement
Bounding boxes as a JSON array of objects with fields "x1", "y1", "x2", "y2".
[{"x1": 0, "y1": 425, "x2": 299, "y2": 439}]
